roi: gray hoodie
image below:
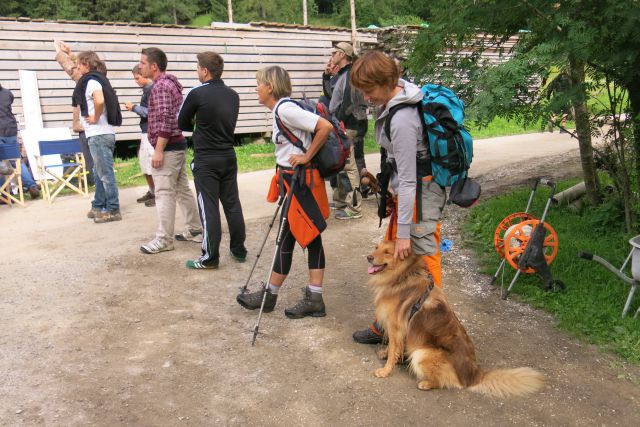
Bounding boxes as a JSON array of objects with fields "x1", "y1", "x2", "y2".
[{"x1": 374, "y1": 79, "x2": 428, "y2": 239}]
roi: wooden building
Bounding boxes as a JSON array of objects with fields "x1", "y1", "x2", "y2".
[{"x1": 0, "y1": 18, "x2": 377, "y2": 141}]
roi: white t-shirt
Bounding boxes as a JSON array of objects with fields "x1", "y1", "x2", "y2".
[
  {"x1": 272, "y1": 98, "x2": 319, "y2": 167},
  {"x1": 82, "y1": 79, "x2": 114, "y2": 138}
]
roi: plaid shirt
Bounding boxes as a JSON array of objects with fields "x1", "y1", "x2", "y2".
[{"x1": 147, "y1": 73, "x2": 185, "y2": 147}]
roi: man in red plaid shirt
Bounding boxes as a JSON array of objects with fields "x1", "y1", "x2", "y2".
[{"x1": 138, "y1": 47, "x2": 202, "y2": 254}]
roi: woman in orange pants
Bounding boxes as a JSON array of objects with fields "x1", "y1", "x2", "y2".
[{"x1": 349, "y1": 51, "x2": 446, "y2": 344}]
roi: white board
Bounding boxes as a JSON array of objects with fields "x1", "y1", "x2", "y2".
[
  {"x1": 18, "y1": 70, "x2": 43, "y2": 129},
  {"x1": 20, "y1": 127, "x2": 71, "y2": 181}
]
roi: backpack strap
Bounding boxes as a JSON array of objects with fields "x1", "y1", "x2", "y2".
[
  {"x1": 384, "y1": 102, "x2": 423, "y2": 141},
  {"x1": 274, "y1": 99, "x2": 307, "y2": 154},
  {"x1": 383, "y1": 102, "x2": 432, "y2": 223}
]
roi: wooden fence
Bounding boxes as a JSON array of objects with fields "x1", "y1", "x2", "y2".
[{"x1": 0, "y1": 18, "x2": 377, "y2": 141}]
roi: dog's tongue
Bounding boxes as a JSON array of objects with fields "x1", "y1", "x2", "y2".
[{"x1": 368, "y1": 265, "x2": 383, "y2": 274}]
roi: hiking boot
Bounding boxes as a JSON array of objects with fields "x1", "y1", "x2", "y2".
[
  {"x1": 144, "y1": 198, "x2": 156, "y2": 207},
  {"x1": 28, "y1": 185, "x2": 40, "y2": 200},
  {"x1": 335, "y1": 210, "x2": 362, "y2": 220},
  {"x1": 352, "y1": 327, "x2": 386, "y2": 345},
  {"x1": 136, "y1": 191, "x2": 155, "y2": 203},
  {"x1": 186, "y1": 259, "x2": 219, "y2": 270},
  {"x1": 94, "y1": 210, "x2": 122, "y2": 223},
  {"x1": 236, "y1": 286, "x2": 277, "y2": 313},
  {"x1": 28, "y1": 186, "x2": 41, "y2": 199},
  {"x1": 87, "y1": 208, "x2": 101, "y2": 219},
  {"x1": 175, "y1": 229, "x2": 203, "y2": 243},
  {"x1": 140, "y1": 238, "x2": 174, "y2": 254},
  {"x1": 284, "y1": 286, "x2": 326, "y2": 319},
  {"x1": 230, "y1": 250, "x2": 247, "y2": 263}
]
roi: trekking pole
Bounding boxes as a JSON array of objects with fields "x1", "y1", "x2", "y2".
[
  {"x1": 239, "y1": 194, "x2": 285, "y2": 294},
  {"x1": 251, "y1": 168, "x2": 299, "y2": 346}
]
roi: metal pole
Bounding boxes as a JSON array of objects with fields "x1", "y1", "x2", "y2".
[
  {"x1": 303, "y1": 0, "x2": 308, "y2": 26},
  {"x1": 239, "y1": 196, "x2": 284, "y2": 294},
  {"x1": 228, "y1": 0, "x2": 233, "y2": 23}
]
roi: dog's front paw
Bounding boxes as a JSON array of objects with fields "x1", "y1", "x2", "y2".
[
  {"x1": 376, "y1": 347, "x2": 388, "y2": 360},
  {"x1": 374, "y1": 367, "x2": 391, "y2": 378}
]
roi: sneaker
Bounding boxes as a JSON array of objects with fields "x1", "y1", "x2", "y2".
[
  {"x1": 175, "y1": 229, "x2": 204, "y2": 243},
  {"x1": 236, "y1": 286, "x2": 277, "y2": 313},
  {"x1": 87, "y1": 208, "x2": 101, "y2": 219},
  {"x1": 230, "y1": 250, "x2": 247, "y2": 263},
  {"x1": 94, "y1": 210, "x2": 122, "y2": 223},
  {"x1": 352, "y1": 327, "x2": 386, "y2": 345},
  {"x1": 186, "y1": 259, "x2": 219, "y2": 269},
  {"x1": 335, "y1": 210, "x2": 362, "y2": 220},
  {"x1": 144, "y1": 198, "x2": 156, "y2": 207},
  {"x1": 140, "y1": 238, "x2": 174, "y2": 254},
  {"x1": 284, "y1": 286, "x2": 326, "y2": 319},
  {"x1": 136, "y1": 191, "x2": 155, "y2": 203}
]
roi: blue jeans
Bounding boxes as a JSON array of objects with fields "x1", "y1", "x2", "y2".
[
  {"x1": 87, "y1": 134, "x2": 119, "y2": 212},
  {"x1": 0, "y1": 135, "x2": 36, "y2": 189}
]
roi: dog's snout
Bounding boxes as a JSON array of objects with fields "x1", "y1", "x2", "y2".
[{"x1": 367, "y1": 255, "x2": 373, "y2": 263}]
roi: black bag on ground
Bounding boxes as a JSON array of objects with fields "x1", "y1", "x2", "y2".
[{"x1": 448, "y1": 176, "x2": 481, "y2": 208}]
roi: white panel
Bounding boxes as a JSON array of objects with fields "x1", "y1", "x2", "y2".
[{"x1": 18, "y1": 69, "x2": 43, "y2": 129}]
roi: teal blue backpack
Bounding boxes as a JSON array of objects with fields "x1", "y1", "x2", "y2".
[{"x1": 385, "y1": 84, "x2": 480, "y2": 207}]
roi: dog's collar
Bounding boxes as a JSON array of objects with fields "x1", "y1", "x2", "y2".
[{"x1": 409, "y1": 282, "x2": 434, "y2": 320}]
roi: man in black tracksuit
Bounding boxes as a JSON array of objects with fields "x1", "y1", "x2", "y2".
[{"x1": 178, "y1": 51, "x2": 247, "y2": 269}]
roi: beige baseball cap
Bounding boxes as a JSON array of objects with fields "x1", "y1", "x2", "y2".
[{"x1": 330, "y1": 42, "x2": 354, "y2": 58}]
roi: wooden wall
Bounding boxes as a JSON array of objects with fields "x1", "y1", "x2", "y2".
[{"x1": 0, "y1": 18, "x2": 377, "y2": 141}]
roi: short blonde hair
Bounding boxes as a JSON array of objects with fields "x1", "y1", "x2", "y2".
[{"x1": 256, "y1": 66, "x2": 291, "y2": 100}]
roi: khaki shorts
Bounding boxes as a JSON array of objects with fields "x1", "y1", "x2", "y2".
[
  {"x1": 410, "y1": 179, "x2": 446, "y2": 256},
  {"x1": 138, "y1": 133, "x2": 153, "y2": 175}
]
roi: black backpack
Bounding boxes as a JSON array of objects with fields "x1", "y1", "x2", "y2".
[{"x1": 274, "y1": 99, "x2": 351, "y2": 178}]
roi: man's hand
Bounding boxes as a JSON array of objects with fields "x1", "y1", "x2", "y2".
[
  {"x1": 125, "y1": 102, "x2": 134, "y2": 112},
  {"x1": 394, "y1": 238, "x2": 411, "y2": 261},
  {"x1": 54, "y1": 40, "x2": 71, "y2": 55},
  {"x1": 152, "y1": 149, "x2": 164, "y2": 169},
  {"x1": 86, "y1": 115, "x2": 98, "y2": 124}
]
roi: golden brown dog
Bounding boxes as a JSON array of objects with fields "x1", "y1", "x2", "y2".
[{"x1": 367, "y1": 240, "x2": 544, "y2": 397}]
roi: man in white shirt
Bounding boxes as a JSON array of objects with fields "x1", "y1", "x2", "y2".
[{"x1": 72, "y1": 51, "x2": 121, "y2": 223}]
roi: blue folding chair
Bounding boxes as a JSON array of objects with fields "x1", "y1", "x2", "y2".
[
  {"x1": 0, "y1": 142, "x2": 25, "y2": 207},
  {"x1": 36, "y1": 138, "x2": 88, "y2": 203}
]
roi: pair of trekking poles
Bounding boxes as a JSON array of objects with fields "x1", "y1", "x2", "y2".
[{"x1": 239, "y1": 167, "x2": 300, "y2": 346}]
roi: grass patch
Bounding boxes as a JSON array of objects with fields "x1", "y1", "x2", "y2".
[
  {"x1": 110, "y1": 114, "x2": 561, "y2": 189},
  {"x1": 463, "y1": 179, "x2": 640, "y2": 363}
]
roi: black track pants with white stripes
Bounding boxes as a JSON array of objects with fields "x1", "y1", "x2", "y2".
[{"x1": 192, "y1": 154, "x2": 247, "y2": 264}]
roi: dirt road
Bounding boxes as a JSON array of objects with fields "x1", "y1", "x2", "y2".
[{"x1": 2, "y1": 132, "x2": 639, "y2": 426}]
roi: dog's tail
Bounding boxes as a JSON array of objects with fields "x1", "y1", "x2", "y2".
[{"x1": 468, "y1": 367, "x2": 544, "y2": 398}]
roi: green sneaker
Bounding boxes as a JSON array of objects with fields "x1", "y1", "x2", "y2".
[{"x1": 186, "y1": 259, "x2": 219, "y2": 270}]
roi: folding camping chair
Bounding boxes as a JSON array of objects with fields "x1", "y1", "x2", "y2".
[
  {"x1": 0, "y1": 142, "x2": 25, "y2": 207},
  {"x1": 36, "y1": 138, "x2": 88, "y2": 203}
]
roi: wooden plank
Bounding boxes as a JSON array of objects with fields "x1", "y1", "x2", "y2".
[
  {"x1": 0, "y1": 20, "x2": 375, "y2": 43},
  {"x1": 0, "y1": 39, "x2": 332, "y2": 54},
  {"x1": 0, "y1": 29, "x2": 336, "y2": 48},
  {"x1": 0, "y1": 55, "x2": 328, "y2": 70},
  {"x1": 0, "y1": 46, "x2": 333, "y2": 61}
]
